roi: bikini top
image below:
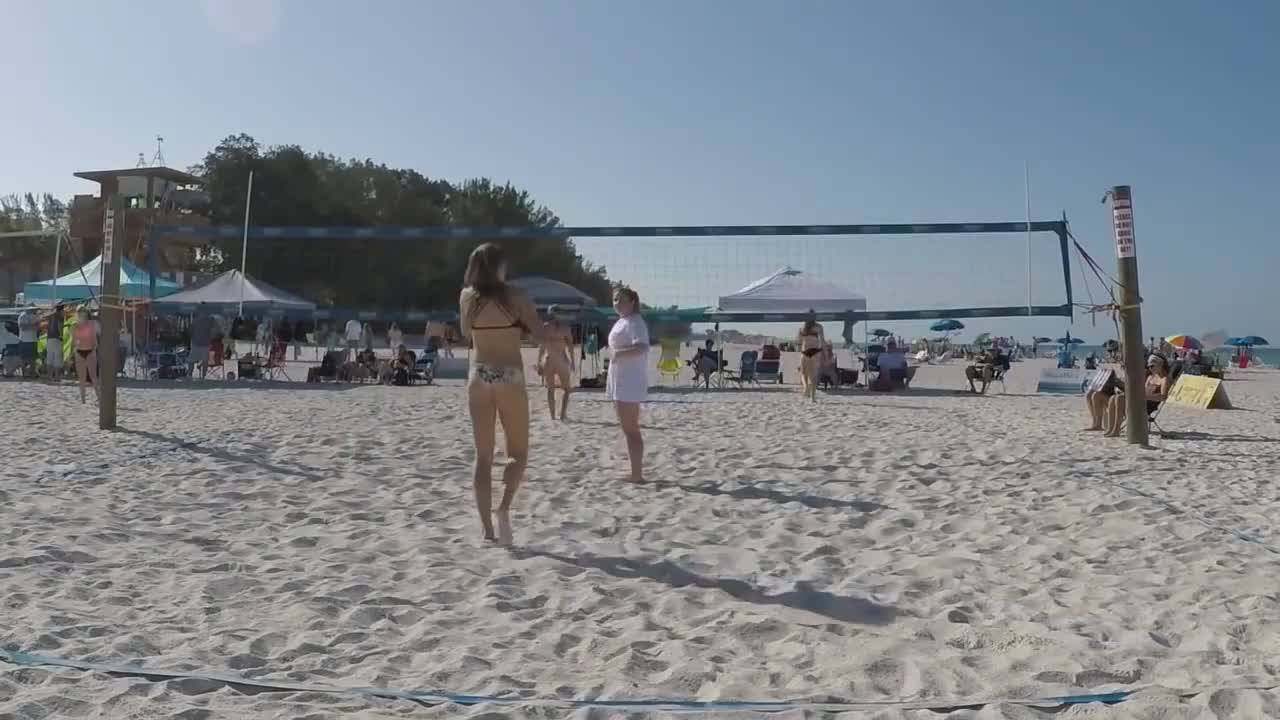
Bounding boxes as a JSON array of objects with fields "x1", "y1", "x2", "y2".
[{"x1": 469, "y1": 299, "x2": 526, "y2": 333}]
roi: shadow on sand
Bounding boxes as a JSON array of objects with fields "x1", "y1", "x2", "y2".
[
  {"x1": 516, "y1": 548, "x2": 896, "y2": 626},
  {"x1": 117, "y1": 427, "x2": 329, "y2": 482},
  {"x1": 117, "y1": 378, "x2": 366, "y2": 392},
  {"x1": 669, "y1": 481, "x2": 887, "y2": 513},
  {"x1": 1160, "y1": 431, "x2": 1280, "y2": 444}
]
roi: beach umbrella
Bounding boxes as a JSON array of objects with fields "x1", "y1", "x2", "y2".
[
  {"x1": 1033, "y1": 336, "x2": 1053, "y2": 344},
  {"x1": 929, "y1": 319, "x2": 964, "y2": 333},
  {"x1": 1165, "y1": 335, "x2": 1202, "y2": 350},
  {"x1": 871, "y1": 328, "x2": 892, "y2": 338},
  {"x1": 1240, "y1": 335, "x2": 1269, "y2": 346},
  {"x1": 1055, "y1": 337, "x2": 1085, "y2": 345},
  {"x1": 974, "y1": 332, "x2": 992, "y2": 346}
]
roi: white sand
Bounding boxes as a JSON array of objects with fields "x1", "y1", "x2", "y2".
[{"x1": 3, "y1": 355, "x2": 1280, "y2": 719}]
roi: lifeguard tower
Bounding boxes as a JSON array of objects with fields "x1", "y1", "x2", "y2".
[{"x1": 69, "y1": 161, "x2": 209, "y2": 279}]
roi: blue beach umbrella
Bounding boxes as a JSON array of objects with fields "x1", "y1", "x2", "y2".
[{"x1": 1227, "y1": 335, "x2": 1269, "y2": 347}]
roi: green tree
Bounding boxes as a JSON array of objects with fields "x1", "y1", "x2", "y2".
[
  {"x1": 0, "y1": 193, "x2": 67, "y2": 303},
  {"x1": 189, "y1": 134, "x2": 612, "y2": 309}
]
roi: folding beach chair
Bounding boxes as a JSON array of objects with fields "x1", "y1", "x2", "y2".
[
  {"x1": 204, "y1": 339, "x2": 226, "y2": 380},
  {"x1": 1148, "y1": 362, "x2": 1183, "y2": 438},
  {"x1": 656, "y1": 338, "x2": 683, "y2": 385},
  {"x1": 695, "y1": 348, "x2": 728, "y2": 389},
  {"x1": 263, "y1": 340, "x2": 291, "y2": 381},
  {"x1": 755, "y1": 344, "x2": 782, "y2": 384},
  {"x1": 724, "y1": 350, "x2": 760, "y2": 387}
]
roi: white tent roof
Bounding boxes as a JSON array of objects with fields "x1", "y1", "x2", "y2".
[
  {"x1": 152, "y1": 269, "x2": 315, "y2": 311},
  {"x1": 718, "y1": 267, "x2": 866, "y2": 313}
]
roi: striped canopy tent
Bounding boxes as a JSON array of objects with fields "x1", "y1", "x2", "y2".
[{"x1": 23, "y1": 255, "x2": 180, "y2": 302}]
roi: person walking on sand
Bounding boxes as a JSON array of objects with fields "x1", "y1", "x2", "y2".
[
  {"x1": 606, "y1": 286, "x2": 649, "y2": 483},
  {"x1": 796, "y1": 313, "x2": 824, "y2": 402},
  {"x1": 72, "y1": 308, "x2": 99, "y2": 404},
  {"x1": 460, "y1": 243, "x2": 542, "y2": 546},
  {"x1": 45, "y1": 304, "x2": 65, "y2": 380},
  {"x1": 536, "y1": 305, "x2": 576, "y2": 421}
]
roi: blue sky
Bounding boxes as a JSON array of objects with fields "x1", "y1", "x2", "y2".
[{"x1": 3, "y1": 1, "x2": 1276, "y2": 343}]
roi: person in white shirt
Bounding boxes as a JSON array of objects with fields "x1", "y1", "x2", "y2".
[
  {"x1": 606, "y1": 286, "x2": 650, "y2": 483},
  {"x1": 16, "y1": 308, "x2": 38, "y2": 376},
  {"x1": 344, "y1": 318, "x2": 362, "y2": 361}
]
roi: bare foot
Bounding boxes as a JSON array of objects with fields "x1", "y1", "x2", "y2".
[
  {"x1": 1082, "y1": 426, "x2": 1102, "y2": 432},
  {"x1": 624, "y1": 475, "x2": 646, "y2": 484},
  {"x1": 495, "y1": 509, "x2": 513, "y2": 547}
]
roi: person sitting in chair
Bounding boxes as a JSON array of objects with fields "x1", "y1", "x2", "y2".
[
  {"x1": 380, "y1": 343, "x2": 415, "y2": 385},
  {"x1": 1103, "y1": 354, "x2": 1171, "y2": 438},
  {"x1": 817, "y1": 341, "x2": 840, "y2": 388},
  {"x1": 690, "y1": 338, "x2": 722, "y2": 389},
  {"x1": 965, "y1": 348, "x2": 1000, "y2": 394}
]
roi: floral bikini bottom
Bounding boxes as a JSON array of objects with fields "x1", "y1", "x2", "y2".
[{"x1": 470, "y1": 363, "x2": 525, "y2": 385}]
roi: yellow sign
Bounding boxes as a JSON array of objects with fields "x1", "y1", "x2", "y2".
[{"x1": 1167, "y1": 375, "x2": 1232, "y2": 410}]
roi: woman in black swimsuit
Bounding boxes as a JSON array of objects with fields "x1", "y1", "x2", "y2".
[{"x1": 796, "y1": 314, "x2": 824, "y2": 403}]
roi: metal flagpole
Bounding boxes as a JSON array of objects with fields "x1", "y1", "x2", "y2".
[
  {"x1": 1025, "y1": 161, "x2": 1033, "y2": 313},
  {"x1": 238, "y1": 170, "x2": 254, "y2": 319}
]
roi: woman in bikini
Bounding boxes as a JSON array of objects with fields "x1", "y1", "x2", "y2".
[
  {"x1": 72, "y1": 308, "x2": 99, "y2": 405},
  {"x1": 796, "y1": 315, "x2": 824, "y2": 402},
  {"x1": 536, "y1": 306, "x2": 576, "y2": 421},
  {"x1": 460, "y1": 243, "x2": 543, "y2": 545}
]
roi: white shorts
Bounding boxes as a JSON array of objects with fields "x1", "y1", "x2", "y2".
[{"x1": 606, "y1": 367, "x2": 648, "y2": 404}]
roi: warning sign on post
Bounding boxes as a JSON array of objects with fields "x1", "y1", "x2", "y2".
[
  {"x1": 102, "y1": 209, "x2": 116, "y2": 264},
  {"x1": 1112, "y1": 190, "x2": 1135, "y2": 259}
]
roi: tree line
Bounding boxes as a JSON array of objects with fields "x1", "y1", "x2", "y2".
[
  {"x1": 188, "y1": 134, "x2": 614, "y2": 309},
  {"x1": 2, "y1": 134, "x2": 615, "y2": 309}
]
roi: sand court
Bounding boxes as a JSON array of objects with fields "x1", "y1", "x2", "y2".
[{"x1": 3, "y1": 360, "x2": 1280, "y2": 718}]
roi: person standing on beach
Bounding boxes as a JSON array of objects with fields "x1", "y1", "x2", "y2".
[
  {"x1": 189, "y1": 311, "x2": 214, "y2": 379},
  {"x1": 344, "y1": 317, "x2": 362, "y2": 362},
  {"x1": 606, "y1": 286, "x2": 649, "y2": 483},
  {"x1": 16, "y1": 307, "x2": 38, "y2": 377},
  {"x1": 460, "y1": 243, "x2": 542, "y2": 545},
  {"x1": 536, "y1": 305, "x2": 576, "y2": 421},
  {"x1": 72, "y1": 308, "x2": 99, "y2": 404},
  {"x1": 45, "y1": 304, "x2": 65, "y2": 380},
  {"x1": 797, "y1": 313, "x2": 824, "y2": 402}
]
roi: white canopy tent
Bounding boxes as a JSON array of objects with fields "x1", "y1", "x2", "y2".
[{"x1": 717, "y1": 267, "x2": 866, "y2": 314}]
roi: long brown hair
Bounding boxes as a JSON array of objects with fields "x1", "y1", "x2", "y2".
[{"x1": 463, "y1": 242, "x2": 511, "y2": 317}]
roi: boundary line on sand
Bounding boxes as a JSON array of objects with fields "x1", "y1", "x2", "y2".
[{"x1": 3, "y1": 649, "x2": 1265, "y2": 713}]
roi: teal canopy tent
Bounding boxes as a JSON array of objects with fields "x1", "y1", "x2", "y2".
[{"x1": 23, "y1": 255, "x2": 180, "y2": 302}]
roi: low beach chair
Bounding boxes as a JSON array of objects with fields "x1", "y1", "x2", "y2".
[
  {"x1": 725, "y1": 350, "x2": 760, "y2": 387},
  {"x1": 1148, "y1": 362, "x2": 1183, "y2": 437},
  {"x1": 657, "y1": 338, "x2": 683, "y2": 384},
  {"x1": 263, "y1": 340, "x2": 291, "y2": 381},
  {"x1": 755, "y1": 344, "x2": 782, "y2": 384}
]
